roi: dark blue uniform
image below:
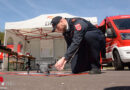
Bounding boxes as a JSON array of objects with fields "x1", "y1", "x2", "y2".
[{"x1": 63, "y1": 18, "x2": 106, "y2": 74}]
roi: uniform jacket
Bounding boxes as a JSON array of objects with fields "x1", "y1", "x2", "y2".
[{"x1": 63, "y1": 18, "x2": 99, "y2": 61}]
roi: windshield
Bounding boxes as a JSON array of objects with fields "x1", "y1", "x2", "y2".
[{"x1": 113, "y1": 18, "x2": 130, "y2": 30}]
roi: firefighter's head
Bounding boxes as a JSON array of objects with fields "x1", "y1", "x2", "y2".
[{"x1": 51, "y1": 16, "x2": 67, "y2": 33}]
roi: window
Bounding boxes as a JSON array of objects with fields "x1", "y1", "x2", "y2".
[{"x1": 113, "y1": 18, "x2": 130, "y2": 30}]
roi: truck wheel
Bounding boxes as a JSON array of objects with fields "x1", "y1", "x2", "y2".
[{"x1": 113, "y1": 50, "x2": 124, "y2": 70}]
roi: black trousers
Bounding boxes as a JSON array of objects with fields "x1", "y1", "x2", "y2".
[{"x1": 71, "y1": 30, "x2": 105, "y2": 74}]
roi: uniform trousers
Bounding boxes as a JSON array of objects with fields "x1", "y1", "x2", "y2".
[{"x1": 71, "y1": 30, "x2": 105, "y2": 74}]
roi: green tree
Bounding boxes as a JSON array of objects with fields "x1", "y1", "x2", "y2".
[{"x1": 0, "y1": 32, "x2": 4, "y2": 45}]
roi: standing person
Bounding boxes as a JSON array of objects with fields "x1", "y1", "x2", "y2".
[{"x1": 51, "y1": 16, "x2": 106, "y2": 74}]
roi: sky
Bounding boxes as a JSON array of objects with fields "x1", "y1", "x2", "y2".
[{"x1": 0, "y1": 0, "x2": 130, "y2": 31}]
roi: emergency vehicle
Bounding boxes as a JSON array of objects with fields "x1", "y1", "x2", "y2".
[
  {"x1": 0, "y1": 44, "x2": 21, "y2": 61},
  {"x1": 99, "y1": 15, "x2": 130, "y2": 70}
]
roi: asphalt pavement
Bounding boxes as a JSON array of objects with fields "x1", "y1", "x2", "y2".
[{"x1": 0, "y1": 68, "x2": 130, "y2": 90}]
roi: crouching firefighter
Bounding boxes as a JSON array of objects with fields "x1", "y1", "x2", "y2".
[{"x1": 51, "y1": 16, "x2": 106, "y2": 74}]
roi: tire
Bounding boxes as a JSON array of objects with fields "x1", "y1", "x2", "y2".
[{"x1": 113, "y1": 50, "x2": 124, "y2": 70}]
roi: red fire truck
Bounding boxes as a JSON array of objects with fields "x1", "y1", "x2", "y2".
[
  {"x1": 99, "y1": 15, "x2": 130, "y2": 70},
  {"x1": 0, "y1": 44, "x2": 21, "y2": 61}
]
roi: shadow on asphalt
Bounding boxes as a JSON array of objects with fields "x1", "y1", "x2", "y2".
[{"x1": 104, "y1": 86, "x2": 130, "y2": 90}]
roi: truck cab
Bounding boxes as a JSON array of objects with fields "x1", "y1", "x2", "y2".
[{"x1": 99, "y1": 15, "x2": 130, "y2": 70}]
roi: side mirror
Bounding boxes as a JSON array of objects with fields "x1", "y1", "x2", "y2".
[{"x1": 105, "y1": 28, "x2": 114, "y2": 38}]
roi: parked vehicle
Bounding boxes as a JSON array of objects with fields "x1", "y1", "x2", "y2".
[{"x1": 99, "y1": 15, "x2": 130, "y2": 70}]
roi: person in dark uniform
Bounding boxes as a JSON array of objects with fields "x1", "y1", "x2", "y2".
[{"x1": 51, "y1": 16, "x2": 106, "y2": 74}]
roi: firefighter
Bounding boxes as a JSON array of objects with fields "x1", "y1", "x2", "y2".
[{"x1": 51, "y1": 16, "x2": 106, "y2": 74}]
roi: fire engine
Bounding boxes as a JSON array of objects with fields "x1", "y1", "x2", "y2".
[
  {"x1": 99, "y1": 15, "x2": 130, "y2": 70},
  {"x1": 0, "y1": 44, "x2": 21, "y2": 61}
]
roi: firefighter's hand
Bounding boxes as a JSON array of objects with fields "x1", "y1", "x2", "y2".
[{"x1": 55, "y1": 57, "x2": 67, "y2": 71}]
